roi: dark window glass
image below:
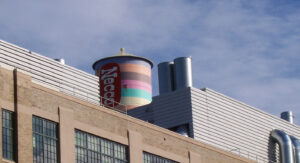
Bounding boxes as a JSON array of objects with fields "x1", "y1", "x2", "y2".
[
  {"x1": 143, "y1": 152, "x2": 177, "y2": 163},
  {"x1": 2, "y1": 109, "x2": 14, "y2": 161},
  {"x1": 75, "y1": 130, "x2": 128, "y2": 163},
  {"x1": 33, "y1": 116, "x2": 59, "y2": 163}
]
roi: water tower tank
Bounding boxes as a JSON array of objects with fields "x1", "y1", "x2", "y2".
[{"x1": 93, "y1": 48, "x2": 153, "y2": 110}]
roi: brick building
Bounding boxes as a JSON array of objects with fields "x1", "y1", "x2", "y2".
[{"x1": 0, "y1": 40, "x2": 256, "y2": 163}]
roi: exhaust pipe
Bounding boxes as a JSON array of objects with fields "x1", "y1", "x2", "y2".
[
  {"x1": 290, "y1": 136, "x2": 300, "y2": 163},
  {"x1": 281, "y1": 111, "x2": 294, "y2": 124},
  {"x1": 271, "y1": 129, "x2": 294, "y2": 163}
]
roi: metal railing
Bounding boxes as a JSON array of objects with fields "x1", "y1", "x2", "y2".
[
  {"x1": 24, "y1": 68, "x2": 129, "y2": 114},
  {"x1": 229, "y1": 147, "x2": 278, "y2": 163}
]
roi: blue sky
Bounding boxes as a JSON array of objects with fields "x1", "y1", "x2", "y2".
[{"x1": 1, "y1": 0, "x2": 300, "y2": 124}]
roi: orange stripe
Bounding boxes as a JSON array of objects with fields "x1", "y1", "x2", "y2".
[{"x1": 119, "y1": 63, "x2": 151, "y2": 76}]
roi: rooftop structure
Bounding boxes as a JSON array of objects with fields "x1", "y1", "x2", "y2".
[{"x1": 1, "y1": 39, "x2": 299, "y2": 163}]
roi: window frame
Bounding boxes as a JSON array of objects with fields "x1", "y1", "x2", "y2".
[
  {"x1": 32, "y1": 116, "x2": 60, "y2": 163},
  {"x1": 2, "y1": 109, "x2": 15, "y2": 161},
  {"x1": 143, "y1": 151, "x2": 177, "y2": 163},
  {"x1": 75, "y1": 129, "x2": 129, "y2": 163}
]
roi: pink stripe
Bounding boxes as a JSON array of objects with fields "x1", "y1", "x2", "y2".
[{"x1": 121, "y1": 80, "x2": 152, "y2": 93}]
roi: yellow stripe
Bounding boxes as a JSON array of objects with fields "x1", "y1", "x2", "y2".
[{"x1": 120, "y1": 97, "x2": 151, "y2": 106}]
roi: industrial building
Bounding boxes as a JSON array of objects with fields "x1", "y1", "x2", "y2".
[{"x1": 0, "y1": 39, "x2": 299, "y2": 163}]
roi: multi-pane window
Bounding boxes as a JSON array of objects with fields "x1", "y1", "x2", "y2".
[
  {"x1": 33, "y1": 116, "x2": 59, "y2": 163},
  {"x1": 2, "y1": 109, "x2": 14, "y2": 161},
  {"x1": 75, "y1": 130, "x2": 128, "y2": 163},
  {"x1": 143, "y1": 152, "x2": 177, "y2": 163}
]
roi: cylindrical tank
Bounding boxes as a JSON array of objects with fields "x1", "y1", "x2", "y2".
[
  {"x1": 158, "y1": 62, "x2": 174, "y2": 95},
  {"x1": 280, "y1": 111, "x2": 294, "y2": 124},
  {"x1": 93, "y1": 48, "x2": 153, "y2": 110},
  {"x1": 173, "y1": 57, "x2": 192, "y2": 90}
]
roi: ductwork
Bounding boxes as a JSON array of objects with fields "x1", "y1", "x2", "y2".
[
  {"x1": 290, "y1": 136, "x2": 300, "y2": 163},
  {"x1": 271, "y1": 129, "x2": 294, "y2": 163},
  {"x1": 157, "y1": 57, "x2": 192, "y2": 95}
]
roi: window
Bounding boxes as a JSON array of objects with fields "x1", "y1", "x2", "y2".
[
  {"x1": 75, "y1": 130, "x2": 128, "y2": 163},
  {"x1": 2, "y1": 109, "x2": 14, "y2": 161},
  {"x1": 33, "y1": 116, "x2": 59, "y2": 163},
  {"x1": 143, "y1": 152, "x2": 177, "y2": 163}
]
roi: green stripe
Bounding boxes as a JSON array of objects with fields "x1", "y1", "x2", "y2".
[{"x1": 121, "y1": 88, "x2": 152, "y2": 101}]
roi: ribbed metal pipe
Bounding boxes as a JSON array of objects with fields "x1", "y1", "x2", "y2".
[
  {"x1": 271, "y1": 129, "x2": 294, "y2": 163},
  {"x1": 290, "y1": 135, "x2": 300, "y2": 163}
]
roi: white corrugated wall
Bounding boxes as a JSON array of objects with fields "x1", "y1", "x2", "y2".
[
  {"x1": 0, "y1": 40, "x2": 100, "y2": 105},
  {"x1": 192, "y1": 87, "x2": 300, "y2": 163}
]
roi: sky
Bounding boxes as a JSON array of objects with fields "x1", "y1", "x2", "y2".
[{"x1": 1, "y1": 0, "x2": 300, "y2": 124}]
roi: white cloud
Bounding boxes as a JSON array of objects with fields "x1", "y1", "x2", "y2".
[{"x1": 1, "y1": 0, "x2": 300, "y2": 123}]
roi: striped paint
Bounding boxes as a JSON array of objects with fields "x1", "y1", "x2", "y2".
[
  {"x1": 93, "y1": 55, "x2": 153, "y2": 110},
  {"x1": 121, "y1": 97, "x2": 151, "y2": 106},
  {"x1": 120, "y1": 72, "x2": 151, "y2": 84},
  {"x1": 122, "y1": 80, "x2": 152, "y2": 93},
  {"x1": 121, "y1": 88, "x2": 152, "y2": 101},
  {"x1": 93, "y1": 57, "x2": 151, "y2": 71},
  {"x1": 119, "y1": 63, "x2": 151, "y2": 76}
]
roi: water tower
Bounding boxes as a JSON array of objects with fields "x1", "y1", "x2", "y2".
[{"x1": 93, "y1": 48, "x2": 153, "y2": 110}]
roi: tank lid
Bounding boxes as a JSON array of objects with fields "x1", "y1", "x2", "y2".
[{"x1": 92, "y1": 48, "x2": 153, "y2": 69}]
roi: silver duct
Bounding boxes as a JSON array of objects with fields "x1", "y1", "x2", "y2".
[
  {"x1": 173, "y1": 57, "x2": 192, "y2": 90},
  {"x1": 281, "y1": 111, "x2": 294, "y2": 124},
  {"x1": 158, "y1": 62, "x2": 174, "y2": 94},
  {"x1": 271, "y1": 129, "x2": 294, "y2": 163},
  {"x1": 158, "y1": 57, "x2": 193, "y2": 95},
  {"x1": 290, "y1": 136, "x2": 300, "y2": 163}
]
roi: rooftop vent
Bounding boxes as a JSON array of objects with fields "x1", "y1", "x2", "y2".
[
  {"x1": 54, "y1": 58, "x2": 65, "y2": 65},
  {"x1": 158, "y1": 57, "x2": 192, "y2": 95},
  {"x1": 281, "y1": 111, "x2": 294, "y2": 124}
]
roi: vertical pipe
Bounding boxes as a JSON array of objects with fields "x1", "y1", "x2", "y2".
[
  {"x1": 271, "y1": 129, "x2": 294, "y2": 163},
  {"x1": 290, "y1": 136, "x2": 300, "y2": 163},
  {"x1": 158, "y1": 62, "x2": 174, "y2": 94},
  {"x1": 281, "y1": 111, "x2": 294, "y2": 124},
  {"x1": 174, "y1": 57, "x2": 192, "y2": 90}
]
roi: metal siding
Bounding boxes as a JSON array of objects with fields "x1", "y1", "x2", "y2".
[
  {"x1": 127, "y1": 105, "x2": 153, "y2": 122},
  {"x1": 131, "y1": 87, "x2": 296, "y2": 162},
  {"x1": 191, "y1": 87, "x2": 300, "y2": 162},
  {"x1": 152, "y1": 88, "x2": 192, "y2": 128},
  {"x1": 0, "y1": 40, "x2": 100, "y2": 105},
  {"x1": 129, "y1": 88, "x2": 193, "y2": 129}
]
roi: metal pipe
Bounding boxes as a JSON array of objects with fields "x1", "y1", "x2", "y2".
[
  {"x1": 158, "y1": 62, "x2": 174, "y2": 94},
  {"x1": 173, "y1": 57, "x2": 192, "y2": 90},
  {"x1": 281, "y1": 111, "x2": 294, "y2": 124},
  {"x1": 271, "y1": 129, "x2": 294, "y2": 163},
  {"x1": 290, "y1": 135, "x2": 300, "y2": 163}
]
